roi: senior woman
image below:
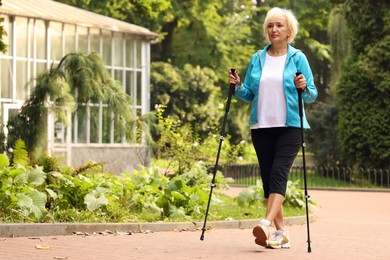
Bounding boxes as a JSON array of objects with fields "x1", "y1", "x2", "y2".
[{"x1": 229, "y1": 7, "x2": 318, "y2": 249}]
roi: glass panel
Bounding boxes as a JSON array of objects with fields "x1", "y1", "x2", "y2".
[
  {"x1": 28, "y1": 18, "x2": 34, "y2": 59},
  {"x1": 137, "y1": 71, "x2": 142, "y2": 106},
  {"x1": 64, "y1": 24, "x2": 75, "y2": 54},
  {"x1": 76, "y1": 105, "x2": 87, "y2": 143},
  {"x1": 125, "y1": 35, "x2": 134, "y2": 68},
  {"x1": 35, "y1": 20, "x2": 46, "y2": 59},
  {"x1": 90, "y1": 28, "x2": 100, "y2": 53},
  {"x1": 125, "y1": 71, "x2": 134, "y2": 100},
  {"x1": 102, "y1": 30, "x2": 112, "y2": 66},
  {"x1": 50, "y1": 22, "x2": 63, "y2": 61},
  {"x1": 54, "y1": 121, "x2": 65, "y2": 143},
  {"x1": 0, "y1": 59, "x2": 12, "y2": 98},
  {"x1": 114, "y1": 70, "x2": 123, "y2": 86},
  {"x1": 90, "y1": 105, "x2": 99, "y2": 143},
  {"x1": 16, "y1": 60, "x2": 28, "y2": 99},
  {"x1": 1, "y1": 15, "x2": 12, "y2": 55},
  {"x1": 15, "y1": 17, "x2": 28, "y2": 58},
  {"x1": 36, "y1": 62, "x2": 47, "y2": 76},
  {"x1": 136, "y1": 40, "x2": 142, "y2": 68},
  {"x1": 113, "y1": 32, "x2": 123, "y2": 67},
  {"x1": 77, "y1": 26, "x2": 88, "y2": 53}
]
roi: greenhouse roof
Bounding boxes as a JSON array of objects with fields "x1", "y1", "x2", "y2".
[{"x1": 0, "y1": 0, "x2": 158, "y2": 40}]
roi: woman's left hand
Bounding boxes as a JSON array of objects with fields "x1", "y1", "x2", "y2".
[{"x1": 294, "y1": 73, "x2": 307, "y2": 91}]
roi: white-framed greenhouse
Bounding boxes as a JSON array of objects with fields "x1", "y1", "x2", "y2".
[{"x1": 0, "y1": 0, "x2": 158, "y2": 173}]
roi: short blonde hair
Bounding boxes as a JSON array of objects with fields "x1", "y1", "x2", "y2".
[{"x1": 263, "y1": 7, "x2": 299, "y2": 44}]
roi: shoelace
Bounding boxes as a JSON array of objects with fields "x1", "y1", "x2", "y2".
[{"x1": 269, "y1": 231, "x2": 284, "y2": 242}]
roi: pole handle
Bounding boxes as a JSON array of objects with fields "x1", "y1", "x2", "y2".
[{"x1": 296, "y1": 72, "x2": 303, "y2": 118}]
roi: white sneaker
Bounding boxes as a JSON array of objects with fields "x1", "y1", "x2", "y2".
[{"x1": 267, "y1": 230, "x2": 290, "y2": 249}]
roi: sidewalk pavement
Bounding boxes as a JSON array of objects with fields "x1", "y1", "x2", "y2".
[{"x1": 1, "y1": 190, "x2": 390, "y2": 260}]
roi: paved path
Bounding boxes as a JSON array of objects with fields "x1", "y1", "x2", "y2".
[{"x1": 1, "y1": 190, "x2": 390, "y2": 260}]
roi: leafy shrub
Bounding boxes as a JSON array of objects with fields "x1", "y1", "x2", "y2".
[
  {"x1": 156, "y1": 163, "x2": 232, "y2": 220},
  {"x1": 0, "y1": 140, "x2": 306, "y2": 223},
  {"x1": 236, "y1": 179, "x2": 314, "y2": 209},
  {"x1": 0, "y1": 154, "x2": 48, "y2": 221},
  {"x1": 154, "y1": 104, "x2": 247, "y2": 174}
]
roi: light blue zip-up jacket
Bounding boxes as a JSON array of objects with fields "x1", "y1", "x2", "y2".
[{"x1": 235, "y1": 44, "x2": 318, "y2": 129}]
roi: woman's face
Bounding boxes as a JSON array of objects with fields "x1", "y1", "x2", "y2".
[{"x1": 266, "y1": 16, "x2": 290, "y2": 44}]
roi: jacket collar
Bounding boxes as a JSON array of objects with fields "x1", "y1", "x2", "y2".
[{"x1": 258, "y1": 44, "x2": 299, "y2": 59}]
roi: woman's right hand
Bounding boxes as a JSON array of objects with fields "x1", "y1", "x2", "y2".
[{"x1": 228, "y1": 69, "x2": 241, "y2": 86}]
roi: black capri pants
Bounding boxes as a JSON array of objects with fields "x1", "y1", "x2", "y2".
[{"x1": 251, "y1": 127, "x2": 301, "y2": 198}]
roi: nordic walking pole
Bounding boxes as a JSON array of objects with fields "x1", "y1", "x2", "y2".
[
  {"x1": 200, "y1": 68, "x2": 236, "y2": 241},
  {"x1": 296, "y1": 72, "x2": 312, "y2": 253}
]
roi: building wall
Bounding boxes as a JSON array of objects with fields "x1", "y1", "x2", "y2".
[{"x1": 69, "y1": 144, "x2": 150, "y2": 174}]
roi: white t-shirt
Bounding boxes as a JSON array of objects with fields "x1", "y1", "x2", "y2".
[{"x1": 250, "y1": 53, "x2": 287, "y2": 129}]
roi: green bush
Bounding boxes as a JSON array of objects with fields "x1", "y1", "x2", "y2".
[
  {"x1": 236, "y1": 179, "x2": 315, "y2": 209},
  {"x1": 0, "y1": 140, "x2": 307, "y2": 223},
  {"x1": 336, "y1": 0, "x2": 390, "y2": 168}
]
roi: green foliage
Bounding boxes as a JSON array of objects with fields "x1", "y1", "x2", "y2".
[
  {"x1": 150, "y1": 62, "x2": 223, "y2": 138},
  {"x1": 236, "y1": 179, "x2": 314, "y2": 209},
  {"x1": 154, "y1": 103, "x2": 199, "y2": 174},
  {"x1": 0, "y1": 0, "x2": 6, "y2": 53},
  {"x1": 235, "y1": 180, "x2": 264, "y2": 207},
  {"x1": 153, "y1": 104, "x2": 247, "y2": 174},
  {"x1": 337, "y1": 58, "x2": 389, "y2": 168},
  {"x1": 284, "y1": 180, "x2": 306, "y2": 208},
  {"x1": 1, "y1": 148, "x2": 308, "y2": 223},
  {"x1": 0, "y1": 162, "x2": 48, "y2": 221},
  {"x1": 158, "y1": 164, "x2": 230, "y2": 220},
  {"x1": 306, "y1": 99, "x2": 341, "y2": 166},
  {"x1": 0, "y1": 157, "x2": 226, "y2": 223},
  {"x1": 0, "y1": 154, "x2": 9, "y2": 169},
  {"x1": 336, "y1": 0, "x2": 390, "y2": 168},
  {"x1": 55, "y1": 0, "x2": 171, "y2": 31},
  {"x1": 12, "y1": 139, "x2": 29, "y2": 167},
  {"x1": 54, "y1": 0, "x2": 334, "y2": 148},
  {"x1": 5, "y1": 52, "x2": 149, "y2": 160},
  {"x1": 328, "y1": 5, "x2": 349, "y2": 93},
  {"x1": 0, "y1": 16, "x2": 6, "y2": 53}
]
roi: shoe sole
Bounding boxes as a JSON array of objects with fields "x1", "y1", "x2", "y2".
[{"x1": 252, "y1": 225, "x2": 268, "y2": 247}]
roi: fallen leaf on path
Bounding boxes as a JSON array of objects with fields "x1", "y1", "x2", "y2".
[{"x1": 35, "y1": 245, "x2": 50, "y2": 250}]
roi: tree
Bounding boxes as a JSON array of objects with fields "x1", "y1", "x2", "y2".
[
  {"x1": 54, "y1": 0, "x2": 333, "y2": 147},
  {"x1": 55, "y1": 0, "x2": 171, "y2": 31},
  {"x1": 306, "y1": 99, "x2": 340, "y2": 166},
  {"x1": 335, "y1": 0, "x2": 390, "y2": 168},
  {"x1": 150, "y1": 62, "x2": 223, "y2": 138},
  {"x1": 5, "y1": 52, "x2": 151, "y2": 160},
  {"x1": 328, "y1": 5, "x2": 349, "y2": 94}
]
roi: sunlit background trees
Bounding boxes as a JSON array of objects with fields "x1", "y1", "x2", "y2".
[{"x1": 1, "y1": 0, "x2": 388, "y2": 169}]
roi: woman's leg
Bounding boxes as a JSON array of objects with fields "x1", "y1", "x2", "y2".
[
  {"x1": 251, "y1": 128, "x2": 275, "y2": 199},
  {"x1": 266, "y1": 193, "x2": 285, "y2": 230},
  {"x1": 267, "y1": 127, "x2": 300, "y2": 229}
]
